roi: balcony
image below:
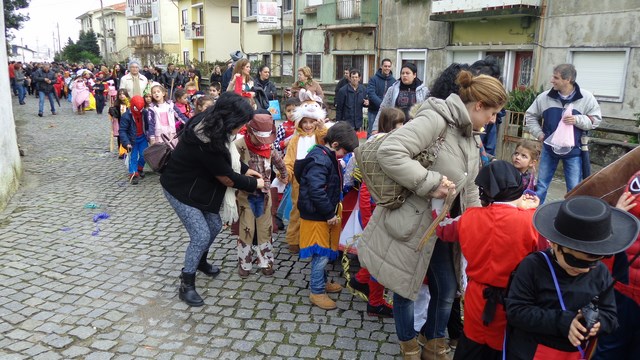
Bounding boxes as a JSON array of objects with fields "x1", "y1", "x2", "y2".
[
  {"x1": 258, "y1": 11, "x2": 294, "y2": 35},
  {"x1": 336, "y1": 0, "x2": 360, "y2": 20},
  {"x1": 184, "y1": 24, "x2": 205, "y2": 40},
  {"x1": 126, "y1": 4, "x2": 152, "y2": 19},
  {"x1": 128, "y1": 34, "x2": 153, "y2": 48},
  {"x1": 430, "y1": 0, "x2": 541, "y2": 21}
]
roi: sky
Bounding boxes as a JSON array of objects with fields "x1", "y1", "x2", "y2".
[{"x1": 10, "y1": 0, "x2": 122, "y2": 55}]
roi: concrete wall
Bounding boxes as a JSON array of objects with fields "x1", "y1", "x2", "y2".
[
  {"x1": 536, "y1": 0, "x2": 640, "y2": 120},
  {"x1": 0, "y1": 12, "x2": 22, "y2": 211},
  {"x1": 204, "y1": 0, "x2": 240, "y2": 62},
  {"x1": 378, "y1": 0, "x2": 450, "y2": 86},
  {"x1": 452, "y1": 18, "x2": 536, "y2": 45}
]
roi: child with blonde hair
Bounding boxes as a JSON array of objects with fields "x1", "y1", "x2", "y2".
[{"x1": 148, "y1": 84, "x2": 178, "y2": 146}]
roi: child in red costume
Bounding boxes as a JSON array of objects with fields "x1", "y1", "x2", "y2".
[
  {"x1": 593, "y1": 171, "x2": 640, "y2": 360},
  {"x1": 435, "y1": 161, "x2": 540, "y2": 359}
]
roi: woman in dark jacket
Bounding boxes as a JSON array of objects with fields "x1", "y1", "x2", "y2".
[
  {"x1": 253, "y1": 65, "x2": 278, "y2": 110},
  {"x1": 161, "y1": 92, "x2": 265, "y2": 307},
  {"x1": 210, "y1": 65, "x2": 223, "y2": 87}
]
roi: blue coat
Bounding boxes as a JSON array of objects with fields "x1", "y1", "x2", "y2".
[
  {"x1": 119, "y1": 109, "x2": 150, "y2": 148},
  {"x1": 335, "y1": 84, "x2": 367, "y2": 129},
  {"x1": 294, "y1": 145, "x2": 342, "y2": 222},
  {"x1": 366, "y1": 69, "x2": 394, "y2": 114}
]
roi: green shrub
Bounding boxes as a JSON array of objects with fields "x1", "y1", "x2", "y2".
[{"x1": 505, "y1": 87, "x2": 542, "y2": 113}]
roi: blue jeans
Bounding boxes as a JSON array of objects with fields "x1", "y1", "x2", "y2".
[
  {"x1": 367, "y1": 110, "x2": 378, "y2": 135},
  {"x1": 128, "y1": 135, "x2": 148, "y2": 175},
  {"x1": 592, "y1": 290, "x2": 640, "y2": 360},
  {"x1": 310, "y1": 255, "x2": 329, "y2": 294},
  {"x1": 38, "y1": 91, "x2": 56, "y2": 114},
  {"x1": 163, "y1": 189, "x2": 223, "y2": 273},
  {"x1": 479, "y1": 122, "x2": 499, "y2": 156},
  {"x1": 536, "y1": 148, "x2": 582, "y2": 204},
  {"x1": 16, "y1": 84, "x2": 26, "y2": 103},
  {"x1": 393, "y1": 292, "x2": 417, "y2": 341},
  {"x1": 422, "y1": 239, "x2": 457, "y2": 339}
]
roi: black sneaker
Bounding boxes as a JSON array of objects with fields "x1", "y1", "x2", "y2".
[
  {"x1": 367, "y1": 303, "x2": 393, "y2": 318},
  {"x1": 349, "y1": 277, "x2": 370, "y2": 296},
  {"x1": 138, "y1": 170, "x2": 145, "y2": 179},
  {"x1": 38, "y1": 113, "x2": 43, "y2": 117}
]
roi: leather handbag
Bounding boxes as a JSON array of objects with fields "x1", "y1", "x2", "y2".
[{"x1": 143, "y1": 134, "x2": 177, "y2": 173}]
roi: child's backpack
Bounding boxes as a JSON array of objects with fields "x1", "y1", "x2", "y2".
[{"x1": 354, "y1": 115, "x2": 449, "y2": 209}]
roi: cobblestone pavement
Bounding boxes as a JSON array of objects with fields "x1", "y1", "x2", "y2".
[
  {"x1": 1, "y1": 96, "x2": 574, "y2": 360},
  {"x1": 1, "y1": 97, "x2": 399, "y2": 360}
]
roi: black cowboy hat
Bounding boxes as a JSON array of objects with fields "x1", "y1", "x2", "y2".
[{"x1": 533, "y1": 196, "x2": 640, "y2": 256}]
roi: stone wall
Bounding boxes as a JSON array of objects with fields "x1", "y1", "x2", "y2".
[{"x1": 0, "y1": 12, "x2": 22, "y2": 211}]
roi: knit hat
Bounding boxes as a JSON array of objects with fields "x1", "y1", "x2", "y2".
[
  {"x1": 128, "y1": 60, "x2": 141, "y2": 69},
  {"x1": 230, "y1": 50, "x2": 244, "y2": 62}
]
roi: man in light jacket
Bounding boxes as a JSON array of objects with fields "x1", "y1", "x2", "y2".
[{"x1": 119, "y1": 60, "x2": 149, "y2": 97}]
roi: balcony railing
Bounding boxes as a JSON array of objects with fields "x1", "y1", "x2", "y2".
[
  {"x1": 336, "y1": 0, "x2": 360, "y2": 20},
  {"x1": 128, "y1": 34, "x2": 153, "y2": 48},
  {"x1": 184, "y1": 24, "x2": 205, "y2": 40},
  {"x1": 431, "y1": 0, "x2": 541, "y2": 14},
  {"x1": 127, "y1": 4, "x2": 152, "y2": 18}
]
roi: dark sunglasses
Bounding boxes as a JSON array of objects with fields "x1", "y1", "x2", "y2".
[{"x1": 558, "y1": 246, "x2": 603, "y2": 269}]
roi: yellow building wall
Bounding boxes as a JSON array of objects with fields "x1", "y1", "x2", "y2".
[{"x1": 452, "y1": 18, "x2": 537, "y2": 45}]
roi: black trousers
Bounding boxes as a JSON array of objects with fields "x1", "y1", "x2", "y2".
[
  {"x1": 95, "y1": 95, "x2": 105, "y2": 114},
  {"x1": 453, "y1": 332, "x2": 502, "y2": 360}
]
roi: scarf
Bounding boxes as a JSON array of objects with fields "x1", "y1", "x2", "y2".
[
  {"x1": 244, "y1": 134, "x2": 271, "y2": 158},
  {"x1": 220, "y1": 135, "x2": 241, "y2": 224},
  {"x1": 132, "y1": 75, "x2": 141, "y2": 97},
  {"x1": 296, "y1": 134, "x2": 316, "y2": 160}
]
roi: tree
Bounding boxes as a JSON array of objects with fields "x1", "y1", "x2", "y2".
[
  {"x1": 4, "y1": 0, "x2": 30, "y2": 44},
  {"x1": 77, "y1": 30, "x2": 100, "y2": 57}
]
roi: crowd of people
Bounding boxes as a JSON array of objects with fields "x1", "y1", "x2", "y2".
[{"x1": 10, "y1": 51, "x2": 640, "y2": 360}]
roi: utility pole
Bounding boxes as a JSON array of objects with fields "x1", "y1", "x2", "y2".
[
  {"x1": 57, "y1": 23, "x2": 62, "y2": 55},
  {"x1": 280, "y1": 3, "x2": 284, "y2": 79},
  {"x1": 100, "y1": 0, "x2": 109, "y2": 65},
  {"x1": 52, "y1": 31, "x2": 56, "y2": 54}
]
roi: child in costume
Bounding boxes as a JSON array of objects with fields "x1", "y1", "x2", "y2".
[
  {"x1": 505, "y1": 196, "x2": 639, "y2": 360},
  {"x1": 173, "y1": 88, "x2": 193, "y2": 131},
  {"x1": 108, "y1": 89, "x2": 130, "y2": 158},
  {"x1": 433, "y1": 161, "x2": 540, "y2": 360},
  {"x1": 234, "y1": 112, "x2": 288, "y2": 277},
  {"x1": 148, "y1": 84, "x2": 178, "y2": 146},
  {"x1": 283, "y1": 90, "x2": 328, "y2": 254},
  {"x1": 512, "y1": 139, "x2": 540, "y2": 193},
  {"x1": 348, "y1": 107, "x2": 405, "y2": 318},
  {"x1": 593, "y1": 172, "x2": 640, "y2": 360},
  {"x1": 295, "y1": 122, "x2": 359, "y2": 310},
  {"x1": 118, "y1": 96, "x2": 149, "y2": 185},
  {"x1": 93, "y1": 72, "x2": 107, "y2": 115},
  {"x1": 275, "y1": 97, "x2": 302, "y2": 156}
]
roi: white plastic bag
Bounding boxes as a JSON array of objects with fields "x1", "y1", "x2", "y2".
[
  {"x1": 544, "y1": 104, "x2": 575, "y2": 155},
  {"x1": 123, "y1": 152, "x2": 130, "y2": 170}
]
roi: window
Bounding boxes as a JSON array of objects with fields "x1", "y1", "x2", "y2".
[
  {"x1": 181, "y1": 9, "x2": 188, "y2": 25},
  {"x1": 335, "y1": 55, "x2": 363, "y2": 80},
  {"x1": 247, "y1": 0, "x2": 257, "y2": 17},
  {"x1": 570, "y1": 50, "x2": 628, "y2": 102},
  {"x1": 397, "y1": 49, "x2": 427, "y2": 82},
  {"x1": 183, "y1": 51, "x2": 190, "y2": 65},
  {"x1": 306, "y1": 54, "x2": 322, "y2": 79},
  {"x1": 283, "y1": 0, "x2": 293, "y2": 12},
  {"x1": 231, "y1": 6, "x2": 239, "y2": 23},
  {"x1": 308, "y1": 0, "x2": 323, "y2": 7},
  {"x1": 451, "y1": 51, "x2": 480, "y2": 65},
  {"x1": 262, "y1": 54, "x2": 271, "y2": 67}
]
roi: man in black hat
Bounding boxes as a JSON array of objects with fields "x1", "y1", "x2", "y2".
[{"x1": 505, "y1": 196, "x2": 640, "y2": 359}]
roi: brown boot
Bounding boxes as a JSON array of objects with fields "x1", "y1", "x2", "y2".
[
  {"x1": 325, "y1": 282, "x2": 343, "y2": 293},
  {"x1": 422, "y1": 338, "x2": 452, "y2": 360},
  {"x1": 399, "y1": 338, "x2": 421, "y2": 360},
  {"x1": 417, "y1": 333, "x2": 428, "y2": 347},
  {"x1": 309, "y1": 293, "x2": 337, "y2": 310},
  {"x1": 288, "y1": 244, "x2": 300, "y2": 254}
]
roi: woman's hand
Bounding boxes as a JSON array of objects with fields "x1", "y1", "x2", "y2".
[
  {"x1": 245, "y1": 169, "x2": 262, "y2": 178},
  {"x1": 430, "y1": 176, "x2": 456, "y2": 199},
  {"x1": 256, "y1": 178, "x2": 265, "y2": 189},
  {"x1": 616, "y1": 191, "x2": 637, "y2": 212},
  {"x1": 327, "y1": 216, "x2": 339, "y2": 226}
]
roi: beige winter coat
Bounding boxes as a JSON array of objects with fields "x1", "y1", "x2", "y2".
[{"x1": 358, "y1": 94, "x2": 481, "y2": 301}]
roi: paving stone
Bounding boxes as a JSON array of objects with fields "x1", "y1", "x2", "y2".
[
  {"x1": 62, "y1": 346, "x2": 92, "y2": 358},
  {"x1": 68, "y1": 326, "x2": 97, "y2": 340},
  {"x1": 275, "y1": 344, "x2": 298, "y2": 357}
]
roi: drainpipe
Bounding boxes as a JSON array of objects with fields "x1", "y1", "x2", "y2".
[
  {"x1": 376, "y1": 0, "x2": 382, "y2": 63},
  {"x1": 239, "y1": 0, "x2": 246, "y2": 55},
  {"x1": 532, "y1": 0, "x2": 547, "y2": 90},
  {"x1": 292, "y1": 0, "x2": 297, "y2": 78}
]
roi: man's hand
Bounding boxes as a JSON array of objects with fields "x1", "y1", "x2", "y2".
[
  {"x1": 562, "y1": 114, "x2": 577, "y2": 125},
  {"x1": 327, "y1": 216, "x2": 339, "y2": 226}
]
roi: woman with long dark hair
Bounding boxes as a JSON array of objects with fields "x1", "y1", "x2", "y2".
[{"x1": 160, "y1": 92, "x2": 265, "y2": 307}]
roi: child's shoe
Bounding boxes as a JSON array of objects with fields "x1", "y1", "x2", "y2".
[
  {"x1": 309, "y1": 293, "x2": 337, "y2": 310},
  {"x1": 325, "y1": 282, "x2": 343, "y2": 293},
  {"x1": 129, "y1": 173, "x2": 140, "y2": 185},
  {"x1": 238, "y1": 264, "x2": 250, "y2": 278},
  {"x1": 348, "y1": 277, "x2": 369, "y2": 296}
]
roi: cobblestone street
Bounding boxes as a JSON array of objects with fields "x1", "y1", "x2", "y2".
[{"x1": 0, "y1": 98, "x2": 399, "y2": 360}]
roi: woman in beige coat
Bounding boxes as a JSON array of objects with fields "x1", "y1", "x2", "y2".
[
  {"x1": 287, "y1": 66, "x2": 325, "y2": 102},
  {"x1": 358, "y1": 70, "x2": 507, "y2": 360}
]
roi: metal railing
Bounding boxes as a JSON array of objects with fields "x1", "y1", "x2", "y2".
[
  {"x1": 336, "y1": 0, "x2": 361, "y2": 20},
  {"x1": 127, "y1": 34, "x2": 153, "y2": 48},
  {"x1": 184, "y1": 24, "x2": 205, "y2": 40}
]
